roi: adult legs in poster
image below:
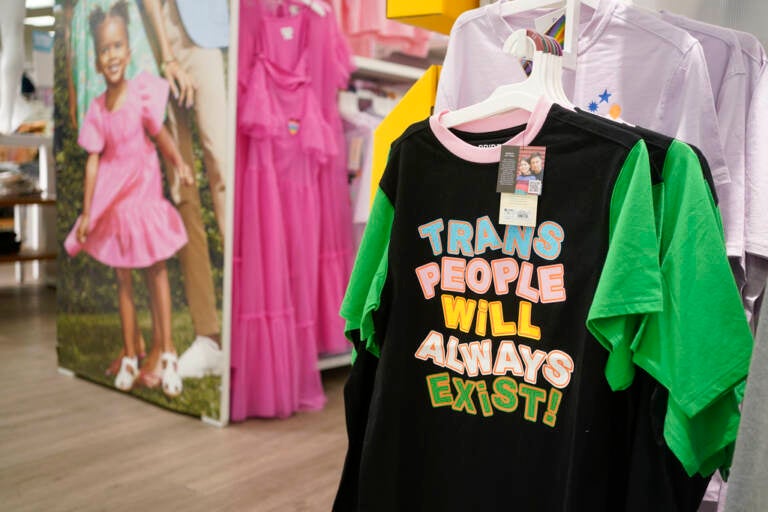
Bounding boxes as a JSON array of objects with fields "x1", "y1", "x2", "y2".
[
  {"x1": 163, "y1": 100, "x2": 224, "y2": 378},
  {"x1": 142, "y1": 0, "x2": 228, "y2": 378}
]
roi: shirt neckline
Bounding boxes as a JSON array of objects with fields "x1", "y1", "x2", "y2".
[
  {"x1": 101, "y1": 78, "x2": 134, "y2": 115},
  {"x1": 487, "y1": 0, "x2": 616, "y2": 57},
  {"x1": 428, "y1": 97, "x2": 553, "y2": 164}
]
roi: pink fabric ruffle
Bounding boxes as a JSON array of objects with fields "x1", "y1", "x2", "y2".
[
  {"x1": 65, "y1": 198, "x2": 187, "y2": 268},
  {"x1": 230, "y1": 135, "x2": 326, "y2": 420}
]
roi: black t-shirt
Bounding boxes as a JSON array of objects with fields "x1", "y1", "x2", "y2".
[
  {"x1": 574, "y1": 108, "x2": 718, "y2": 205},
  {"x1": 568, "y1": 109, "x2": 718, "y2": 511},
  {"x1": 337, "y1": 104, "x2": 674, "y2": 511}
]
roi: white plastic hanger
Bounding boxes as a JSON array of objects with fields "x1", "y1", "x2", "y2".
[
  {"x1": 551, "y1": 53, "x2": 572, "y2": 106},
  {"x1": 499, "y1": 0, "x2": 598, "y2": 69},
  {"x1": 440, "y1": 31, "x2": 550, "y2": 128},
  {"x1": 339, "y1": 89, "x2": 397, "y2": 120},
  {"x1": 355, "y1": 89, "x2": 397, "y2": 118},
  {"x1": 370, "y1": 96, "x2": 397, "y2": 118},
  {"x1": 338, "y1": 91, "x2": 361, "y2": 121},
  {"x1": 288, "y1": 0, "x2": 328, "y2": 16},
  {"x1": 506, "y1": 28, "x2": 573, "y2": 108},
  {"x1": 500, "y1": 0, "x2": 567, "y2": 15},
  {"x1": 521, "y1": 37, "x2": 572, "y2": 107},
  {"x1": 305, "y1": 0, "x2": 328, "y2": 16},
  {"x1": 504, "y1": 32, "x2": 564, "y2": 104}
]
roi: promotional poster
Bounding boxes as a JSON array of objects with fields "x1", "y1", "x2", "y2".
[{"x1": 55, "y1": 0, "x2": 230, "y2": 421}]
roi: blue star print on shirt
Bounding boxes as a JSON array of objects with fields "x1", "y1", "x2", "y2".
[
  {"x1": 599, "y1": 89, "x2": 612, "y2": 103},
  {"x1": 588, "y1": 101, "x2": 599, "y2": 112}
]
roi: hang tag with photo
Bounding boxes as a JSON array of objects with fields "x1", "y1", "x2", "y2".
[
  {"x1": 497, "y1": 145, "x2": 547, "y2": 226},
  {"x1": 496, "y1": 145, "x2": 520, "y2": 193},
  {"x1": 497, "y1": 145, "x2": 547, "y2": 195}
]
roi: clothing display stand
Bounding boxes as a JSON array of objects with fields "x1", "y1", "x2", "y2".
[
  {"x1": 352, "y1": 56, "x2": 426, "y2": 82},
  {"x1": 0, "y1": 133, "x2": 55, "y2": 284}
]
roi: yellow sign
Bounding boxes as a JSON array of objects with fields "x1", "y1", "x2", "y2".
[{"x1": 387, "y1": 0, "x2": 480, "y2": 34}]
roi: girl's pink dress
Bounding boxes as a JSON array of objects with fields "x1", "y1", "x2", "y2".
[{"x1": 64, "y1": 72, "x2": 187, "y2": 268}]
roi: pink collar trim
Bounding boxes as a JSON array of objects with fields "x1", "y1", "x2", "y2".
[{"x1": 428, "y1": 97, "x2": 553, "y2": 163}]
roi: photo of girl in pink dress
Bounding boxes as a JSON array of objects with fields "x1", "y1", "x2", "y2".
[{"x1": 63, "y1": 1, "x2": 192, "y2": 398}]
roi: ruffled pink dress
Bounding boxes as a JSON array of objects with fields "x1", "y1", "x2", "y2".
[{"x1": 64, "y1": 72, "x2": 187, "y2": 268}]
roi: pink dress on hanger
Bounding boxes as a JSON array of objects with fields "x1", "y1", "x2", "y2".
[
  {"x1": 305, "y1": 6, "x2": 357, "y2": 355},
  {"x1": 231, "y1": 2, "x2": 328, "y2": 419},
  {"x1": 64, "y1": 72, "x2": 187, "y2": 268}
]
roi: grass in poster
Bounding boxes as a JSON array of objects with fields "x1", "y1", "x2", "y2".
[{"x1": 57, "y1": 310, "x2": 222, "y2": 420}]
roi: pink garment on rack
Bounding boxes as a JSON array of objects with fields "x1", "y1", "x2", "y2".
[
  {"x1": 338, "y1": 0, "x2": 431, "y2": 58},
  {"x1": 231, "y1": 2, "x2": 332, "y2": 419},
  {"x1": 306, "y1": 5, "x2": 357, "y2": 355},
  {"x1": 64, "y1": 72, "x2": 187, "y2": 269}
]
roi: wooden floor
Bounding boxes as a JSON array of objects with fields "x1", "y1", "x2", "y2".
[{"x1": 0, "y1": 284, "x2": 350, "y2": 512}]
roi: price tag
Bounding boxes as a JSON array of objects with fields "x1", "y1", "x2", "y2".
[
  {"x1": 499, "y1": 193, "x2": 538, "y2": 227},
  {"x1": 281, "y1": 26, "x2": 294, "y2": 40},
  {"x1": 347, "y1": 136, "x2": 364, "y2": 173}
]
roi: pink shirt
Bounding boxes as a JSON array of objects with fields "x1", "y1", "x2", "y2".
[{"x1": 337, "y1": 0, "x2": 431, "y2": 58}]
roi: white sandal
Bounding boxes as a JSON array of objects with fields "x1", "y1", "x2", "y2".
[
  {"x1": 114, "y1": 356, "x2": 139, "y2": 391},
  {"x1": 161, "y1": 352, "x2": 183, "y2": 398}
]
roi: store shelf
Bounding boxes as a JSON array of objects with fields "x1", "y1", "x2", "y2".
[
  {"x1": 318, "y1": 351, "x2": 352, "y2": 370},
  {"x1": 0, "y1": 249, "x2": 57, "y2": 264},
  {"x1": 352, "y1": 56, "x2": 425, "y2": 82},
  {"x1": 0, "y1": 193, "x2": 56, "y2": 208},
  {"x1": 0, "y1": 133, "x2": 52, "y2": 149}
]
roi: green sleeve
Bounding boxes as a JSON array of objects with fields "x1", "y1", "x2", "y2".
[
  {"x1": 340, "y1": 188, "x2": 394, "y2": 360},
  {"x1": 587, "y1": 140, "x2": 664, "y2": 390},
  {"x1": 635, "y1": 140, "x2": 752, "y2": 475}
]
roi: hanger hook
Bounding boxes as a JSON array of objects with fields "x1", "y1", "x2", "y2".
[{"x1": 503, "y1": 28, "x2": 536, "y2": 59}]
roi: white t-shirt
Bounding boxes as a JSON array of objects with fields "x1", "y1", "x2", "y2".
[
  {"x1": 344, "y1": 110, "x2": 382, "y2": 225},
  {"x1": 739, "y1": 32, "x2": 768, "y2": 260},
  {"x1": 435, "y1": 0, "x2": 730, "y2": 186}
]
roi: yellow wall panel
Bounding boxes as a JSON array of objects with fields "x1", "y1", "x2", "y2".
[
  {"x1": 371, "y1": 65, "x2": 441, "y2": 203},
  {"x1": 387, "y1": 0, "x2": 479, "y2": 34}
]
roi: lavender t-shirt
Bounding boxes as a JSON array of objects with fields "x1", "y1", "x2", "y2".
[
  {"x1": 435, "y1": 0, "x2": 729, "y2": 187},
  {"x1": 661, "y1": 12, "x2": 747, "y2": 265}
]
